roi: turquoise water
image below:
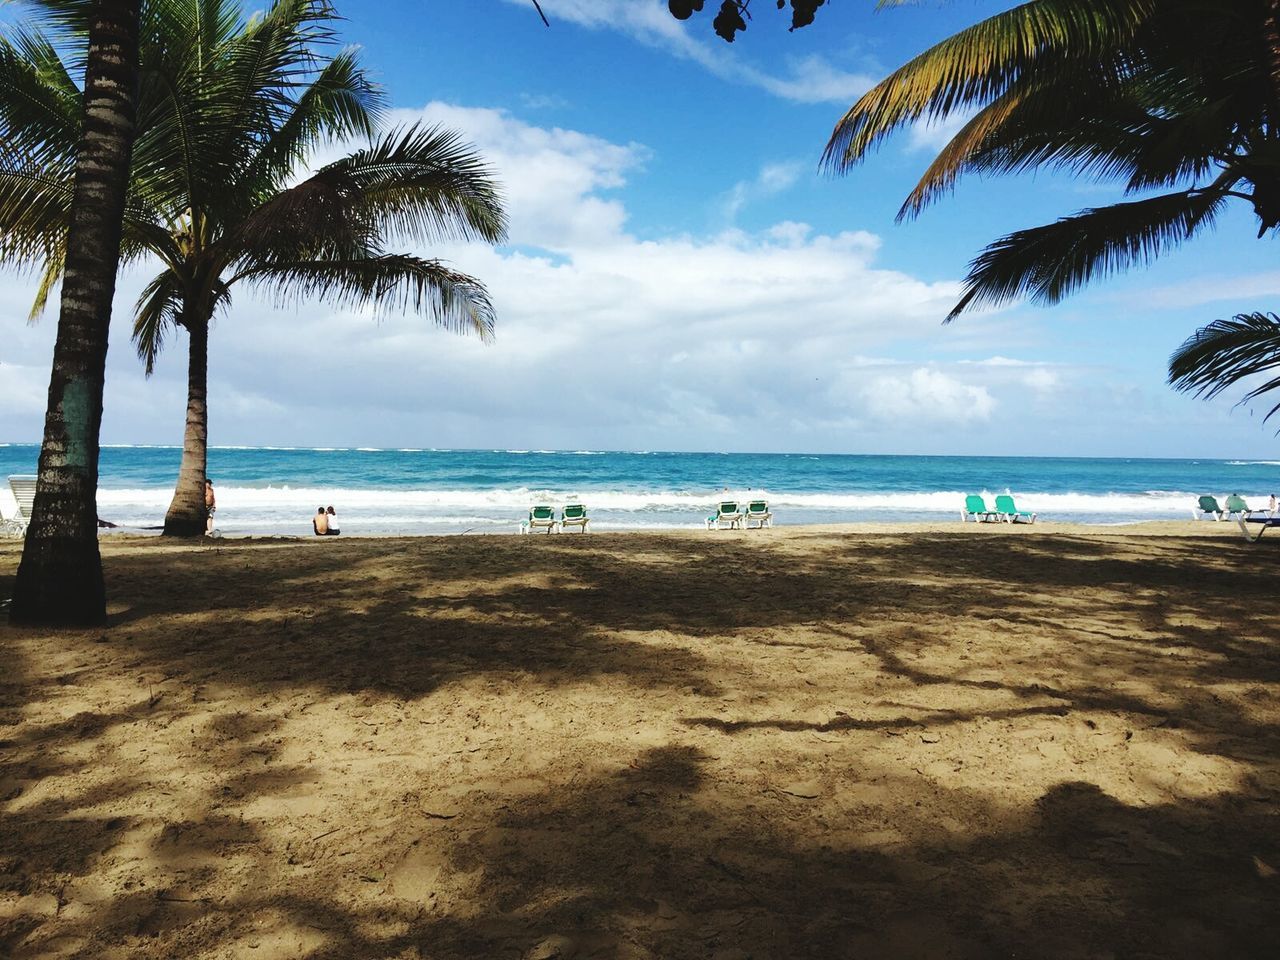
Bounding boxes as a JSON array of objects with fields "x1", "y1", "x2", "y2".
[{"x1": 1, "y1": 444, "x2": 1277, "y2": 535}]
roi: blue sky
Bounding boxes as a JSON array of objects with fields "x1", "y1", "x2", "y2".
[{"x1": 3, "y1": 0, "x2": 1280, "y2": 457}]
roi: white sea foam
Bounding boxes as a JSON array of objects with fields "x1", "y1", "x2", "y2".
[{"x1": 92, "y1": 485, "x2": 1254, "y2": 517}]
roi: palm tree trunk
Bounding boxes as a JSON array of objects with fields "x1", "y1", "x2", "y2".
[
  {"x1": 162, "y1": 317, "x2": 210, "y2": 537},
  {"x1": 10, "y1": 0, "x2": 140, "y2": 627}
]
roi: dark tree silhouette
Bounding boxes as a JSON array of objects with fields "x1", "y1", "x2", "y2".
[
  {"x1": 9, "y1": 0, "x2": 140, "y2": 627},
  {"x1": 670, "y1": 1, "x2": 830, "y2": 40},
  {"x1": 528, "y1": 1, "x2": 830, "y2": 42}
]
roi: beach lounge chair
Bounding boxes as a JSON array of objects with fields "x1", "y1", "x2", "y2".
[
  {"x1": 1192, "y1": 495, "x2": 1225, "y2": 521},
  {"x1": 1237, "y1": 515, "x2": 1280, "y2": 542},
  {"x1": 744, "y1": 500, "x2": 772, "y2": 528},
  {"x1": 706, "y1": 501, "x2": 744, "y2": 530},
  {"x1": 523, "y1": 504, "x2": 558, "y2": 534},
  {"x1": 961, "y1": 494, "x2": 1000, "y2": 523},
  {"x1": 1, "y1": 475, "x2": 36, "y2": 537},
  {"x1": 1223, "y1": 494, "x2": 1266, "y2": 520},
  {"x1": 994, "y1": 494, "x2": 1036, "y2": 524},
  {"x1": 560, "y1": 503, "x2": 589, "y2": 533}
]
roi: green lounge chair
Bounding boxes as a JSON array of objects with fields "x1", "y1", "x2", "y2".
[
  {"x1": 523, "y1": 504, "x2": 558, "y2": 534},
  {"x1": 706, "y1": 501, "x2": 744, "y2": 530},
  {"x1": 1192, "y1": 495, "x2": 1225, "y2": 521},
  {"x1": 961, "y1": 494, "x2": 999, "y2": 523},
  {"x1": 994, "y1": 494, "x2": 1036, "y2": 524},
  {"x1": 1, "y1": 475, "x2": 36, "y2": 537},
  {"x1": 560, "y1": 503, "x2": 589, "y2": 533},
  {"x1": 744, "y1": 500, "x2": 772, "y2": 528},
  {"x1": 1223, "y1": 494, "x2": 1266, "y2": 520}
]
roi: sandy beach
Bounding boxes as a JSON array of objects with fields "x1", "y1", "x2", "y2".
[{"x1": 1, "y1": 522, "x2": 1278, "y2": 958}]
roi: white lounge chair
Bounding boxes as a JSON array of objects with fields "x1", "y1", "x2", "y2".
[
  {"x1": 1193, "y1": 495, "x2": 1225, "y2": 520},
  {"x1": 1, "y1": 475, "x2": 36, "y2": 537},
  {"x1": 744, "y1": 500, "x2": 772, "y2": 528},
  {"x1": 522, "y1": 504, "x2": 558, "y2": 534},
  {"x1": 560, "y1": 503, "x2": 589, "y2": 533},
  {"x1": 706, "y1": 501, "x2": 744, "y2": 530}
]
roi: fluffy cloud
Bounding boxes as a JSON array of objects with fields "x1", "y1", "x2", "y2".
[
  {"x1": 3, "y1": 102, "x2": 1062, "y2": 452},
  {"x1": 905, "y1": 109, "x2": 976, "y2": 153},
  {"x1": 721, "y1": 161, "x2": 805, "y2": 222},
  {"x1": 850, "y1": 367, "x2": 996, "y2": 425}
]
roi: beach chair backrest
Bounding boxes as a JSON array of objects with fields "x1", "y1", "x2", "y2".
[
  {"x1": 718, "y1": 501, "x2": 740, "y2": 516},
  {"x1": 1226, "y1": 494, "x2": 1248, "y2": 513},
  {"x1": 1198, "y1": 495, "x2": 1221, "y2": 512},
  {"x1": 994, "y1": 494, "x2": 1017, "y2": 514},
  {"x1": 531, "y1": 505, "x2": 554, "y2": 521},
  {"x1": 562, "y1": 504, "x2": 586, "y2": 520},
  {"x1": 748, "y1": 500, "x2": 768, "y2": 514},
  {"x1": 9, "y1": 475, "x2": 37, "y2": 520},
  {"x1": 965, "y1": 494, "x2": 988, "y2": 514}
]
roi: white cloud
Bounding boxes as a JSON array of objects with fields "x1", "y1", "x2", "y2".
[
  {"x1": 2, "y1": 102, "x2": 1064, "y2": 452},
  {"x1": 1112, "y1": 271, "x2": 1280, "y2": 310},
  {"x1": 520, "y1": 92, "x2": 570, "y2": 110},
  {"x1": 0, "y1": 362, "x2": 48, "y2": 418},
  {"x1": 721, "y1": 161, "x2": 805, "y2": 221},
  {"x1": 906, "y1": 109, "x2": 975, "y2": 153},
  {"x1": 501, "y1": 0, "x2": 875, "y2": 105},
  {"x1": 851, "y1": 367, "x2": 996, "y2": 425}
]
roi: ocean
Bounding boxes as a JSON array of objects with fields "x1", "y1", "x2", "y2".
[{"x1": 1, "y1": 444, "x2": 1277, "y2": 536}]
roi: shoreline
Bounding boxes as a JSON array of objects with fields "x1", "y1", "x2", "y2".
[{"x1": 54, "y1": 516, "x2": 1259, "y2": 544}]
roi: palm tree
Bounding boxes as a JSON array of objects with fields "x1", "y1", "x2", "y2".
[
  {"x1": 822, "y1": 0, "x2": 1280, "y2": 320},
  {"x1": 1169, "y1": 313, "x2": 1280, "y2": 422},
  {"x1": 7, "y1": 0, "x2": 140, "y2": 626},
  {"x1": 1, "y1": 0, "x2": 508, "y2": 537}
]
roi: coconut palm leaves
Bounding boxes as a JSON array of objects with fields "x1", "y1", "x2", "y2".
[
  {"x1": 0, "y1": 0, "x2": 508, "y2": 535},
  {"x1": 823, "y1": 0, "x2": 1280, "y2": 320},
  {"x1": 1169, "y1": 313, "x2": 1280, "y2": 422}
]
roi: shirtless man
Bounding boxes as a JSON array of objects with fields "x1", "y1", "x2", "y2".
[
  {"x1": 204, "y1": 479, "x2": 216, "y2": 536},
  {"x1": 313, "y1": 506, "x2": 329, "y2": 536}
]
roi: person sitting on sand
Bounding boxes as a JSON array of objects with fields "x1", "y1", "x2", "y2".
[
  {"x1": 313, "y1": 506, "x2": 329, "y2": 536},
  {"x1": 325, "y1": 505, "x2": 340, "y2": 536}
]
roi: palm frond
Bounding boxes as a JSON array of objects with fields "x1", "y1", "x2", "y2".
[
  {"x1": 11, "y1": 0, "x2": 95, "y2": 35},
  {"x1": 242, "y1": 47, "x2": 382, "y2": 191},
  {"x1": 823, "y1": 0, "x2": 1155, "y2": 172},
  {"x1": 234, "y1": 254, "x2": 496, "y2": 341},
  {"x1": 0, "y1": 166, "x2": 74, "y2": 263},
  {"x1": 132, "y1": 270, "x2": 186, "y2": 375},
  {"x1": 1168, "y1": 312, "x2": 1280, "y2": 421},
  {"x1": 228, "y1": 123, "x2": 507, "y2": 266},
  {"x1": 948, "y1": 187, "x2": 1226, "y2": 320},
  {"x1": 312, "y1": 124, "x2": 508, "y2": 245},
  {"x1": 28, "y1": 245, "x2": 65, "y2": 322},
  {"x1": 0, "y1": 28, "x2": 82, "y2": 169},
  {"x1": 899, "y1": 63, "x2": 1226, "y2": 216}
]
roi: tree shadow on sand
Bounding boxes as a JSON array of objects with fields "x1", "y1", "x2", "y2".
[
  {"x1": 7, "y1": 743, "x2": 1275, "y2": 958},
  {"x1": 1, "y1": 531, "x2": 1279, "y2": 957}
]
